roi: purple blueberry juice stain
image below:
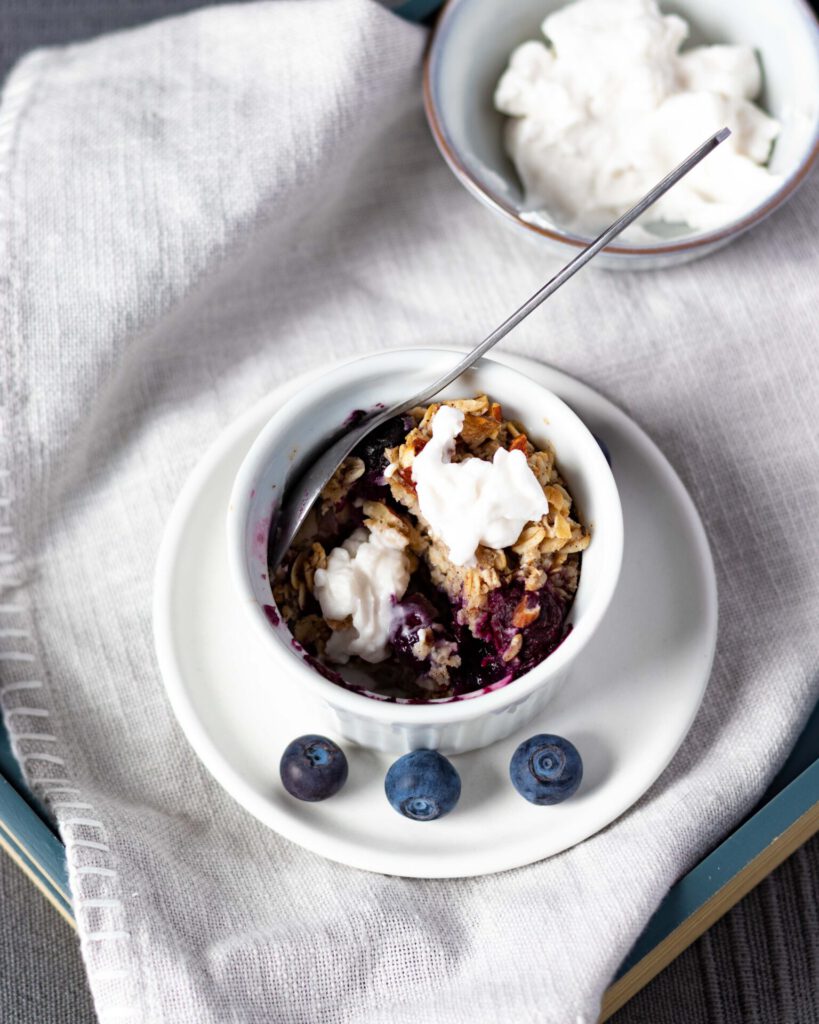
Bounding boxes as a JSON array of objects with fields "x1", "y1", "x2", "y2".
[
  {"x1": 251, "y1": 516, "x2": 271, "y2": 561},
  {"x1": 343, "y1": 408, "x2": 368, "y2": 429},
  {"x1": 262, "y1": 604, "x2": 280, "y2": 627},
  {"x1": 303, "y1": 653, "x2": 344, "y2": 685}
]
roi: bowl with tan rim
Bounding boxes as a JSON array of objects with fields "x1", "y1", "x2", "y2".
[{"x1": 423, "y1": 0, "x2": 819, "y2": 269}]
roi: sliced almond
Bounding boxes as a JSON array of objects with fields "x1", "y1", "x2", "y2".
[
  {"x1": 418, "y1": 403, "x2": 441, "y2": 432},
  {"x1": 502, "y1": 633, "x2": 523, "y2": 663},
  {"x1": 545, "y1": 483, "x2": 571, "y2": 515},
  {"x1": 512, "y1": 594, "x2": 541, "y2": 629},
  {"x1": 512, "y1": 524, "x2": 547, "y2": 554},
  {"x1": 460, "y1": 413, "x2": 501, "y2": 448},
  {"x1": 325, "y1": 616, "x2": 352, "y2": 632},
  {"x1": 446, "y1": 395, "x2": 489, "y2": 415}
]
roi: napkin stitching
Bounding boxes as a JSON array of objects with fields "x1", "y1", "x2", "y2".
[{"x1": 0, "y1": 51, "x2": 142, "y2": 1024}]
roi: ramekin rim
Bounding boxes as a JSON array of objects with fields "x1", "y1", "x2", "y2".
[{"x1": 226, "y1": 347, "x2": 624, "y2": 724}]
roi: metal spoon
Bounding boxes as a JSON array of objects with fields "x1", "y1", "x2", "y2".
[{"x1": 269, "y1": 127, "x2": 730, "y2": 569}]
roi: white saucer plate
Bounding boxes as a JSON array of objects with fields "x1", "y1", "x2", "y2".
[{"x1": 153, "y1": 354, "x2": 717, "y2": 878}]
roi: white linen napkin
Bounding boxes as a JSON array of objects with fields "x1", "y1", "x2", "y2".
[{"x1": 1, "y1": 2, "x2": 817, "y2": 1021}]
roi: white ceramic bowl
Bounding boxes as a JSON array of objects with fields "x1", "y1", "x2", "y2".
[
  {"x1": 424, "y1": 0, "x2": 819, "y2": 270},
  {"x1": 227, "y1": 349, "x2": 623, "y2": 754}
]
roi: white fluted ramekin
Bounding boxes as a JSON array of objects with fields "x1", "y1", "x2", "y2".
[
  {"x1": 424, "y1": 0, "x2": 819, "y2": 270},
  {"x1": 227, "y1": 349, "x2": 622, "y2": 754}
]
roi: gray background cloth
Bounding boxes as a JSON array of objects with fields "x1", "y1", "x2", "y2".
[{"x1": 0, "y1": 2, "x2": 817, "y2": 1023}]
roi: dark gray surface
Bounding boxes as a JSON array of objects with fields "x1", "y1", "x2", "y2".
[
  {"x1": 0, "y1": 853, "x2": 95, "y2": 1024},
  {"x1": 0, "y1": 3, "x2": 817, "y2": 1023},
  {"x1": 0, "y1": 0, "x2": 238, "y2": 73},
  {"x1": 612, "y1": 833, "x2": 819, "y2": 1024}
]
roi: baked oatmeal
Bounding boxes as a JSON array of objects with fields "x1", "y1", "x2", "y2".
[{"x1": 271, "y1": 396, "x2": 590, "y2": 701}]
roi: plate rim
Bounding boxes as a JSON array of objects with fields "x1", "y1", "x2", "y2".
[{"x1": 153, "y1": 351, "x2": 718, "y2": 878}]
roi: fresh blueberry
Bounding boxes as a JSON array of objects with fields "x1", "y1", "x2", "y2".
[
  {"x1": 509, "y1": 734, "x2": 583, "y2": 805},
  {"x1": 593, "y1": 433, "x2": 612, "y2": 467},
  {"x1": 385, "y1": 749, "x2": 461, "y2": 821},
  {"x1": 279, "y1": 734, "x2": 348, "y2": 802}
]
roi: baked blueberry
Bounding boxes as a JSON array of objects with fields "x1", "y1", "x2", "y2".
[
  {"x1": 385, "y1": 749, "x2": 461, "y2": 821},
  {"x1": 353, "y1": 415, "x2": 412, "y2": 478},
  {"x1": 514, "y1": 587, "x2": 565, "y2": 675},
  {"x1": 279, "y1": 734, "x2": 348, "y2": 801},
  {"x1": 509, "y1": 734, "x2": 582, "y2": 805},
  {"x1": 471, "y1": 581, "x2": 565, "y2": 682},
  {"x1": 389, "y1": 594, "x2": 438, "y2": 665}
]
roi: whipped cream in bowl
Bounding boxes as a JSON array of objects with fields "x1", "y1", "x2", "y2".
[
  {"x1": 423, "y1": 0, "x2": 819, "y2": 267},
  {"x1": 493, "y1": 0, "x2": 781, "y2": 240},
  {"x1": 227, "y1": 348, "x2": 622, "y2": 754},
  {"x1": 409, "y1": 404, "x2": 549, "y2": 567},
  {"x1": 314, "y1": 526, "x2": 412, "y2": 664}
]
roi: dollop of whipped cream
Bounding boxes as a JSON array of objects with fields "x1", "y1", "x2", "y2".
[
  {"x1": 412, "y1": 405, "x2": 549, "y2": 567},
  {"x1": 494, "y1": 0, "x2": 781, "y2": 236},
  {"x1": 313, "y1": 526, "x2": 410, "y2": 664}
]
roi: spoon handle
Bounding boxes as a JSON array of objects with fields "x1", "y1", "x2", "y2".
[
  {"x1": 269, "y1": 127, "x2": 729, "y2": 568},
  {"x1": 396, "y1": 127, "x2": 730, "y2": 411}
]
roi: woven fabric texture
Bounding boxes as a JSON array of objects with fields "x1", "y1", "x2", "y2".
[
  {"x1": 0, "y1": 2, "x2": 817, "y2": 1022},
  {"x1": 2, "y1": 833, "x2": 818, "y2": 1023}
]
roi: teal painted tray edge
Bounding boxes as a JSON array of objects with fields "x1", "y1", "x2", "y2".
[
  {"x1": 615, "y1": 695, "x2": 819, "y2": 979},
  {"x1": 0, "y1": 723, "x2": 70, "y2": 916},
  {"x1": 616, "y1": 752, "x2": 819, "y2": 980},
  {"x1": 0, "y1": 770, "x2": 71, "y2": 919},
  {"x1": 381, "y1": 0, "x2": 444, "y2": 23}
]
